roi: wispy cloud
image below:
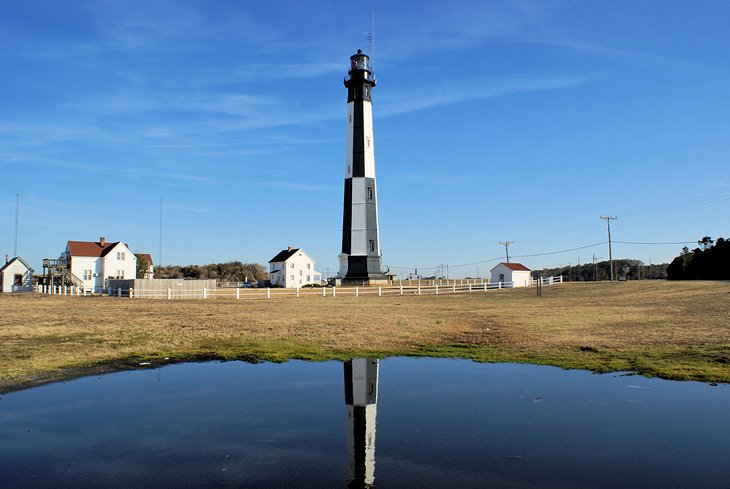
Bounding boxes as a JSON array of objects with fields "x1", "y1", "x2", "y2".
[{"x1": 379, "y1": 74, "x2": 590, "y2": 117}]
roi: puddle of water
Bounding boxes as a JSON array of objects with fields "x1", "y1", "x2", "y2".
[{"x1": 1, "y1": 358, "x2": 728, "y2": 488}]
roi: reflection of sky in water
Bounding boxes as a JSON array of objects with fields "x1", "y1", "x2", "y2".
[{"x1": 1, "y1": 358, "x2": 729, "y2": 488}]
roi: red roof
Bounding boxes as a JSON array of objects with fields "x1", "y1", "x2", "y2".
[
  {"x1": 499, "y1": 262, "x2": 531, "y2": 271},
  {"x1": 67, "y1": 240, "x2": 120, "y2": 257},
  {"x1": 136, "y1": 253, "x2": 154, "y2": 265}
]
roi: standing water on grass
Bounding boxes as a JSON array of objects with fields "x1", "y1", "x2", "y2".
[{"x1": 1, "y1": 358, "x2": 729, "y2": 488}]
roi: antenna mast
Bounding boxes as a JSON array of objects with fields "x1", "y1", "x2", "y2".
[
  {"x1": 159, "y1": 198, "x2": 163, "y2": 267},
  {"x1": 14, "y1": 193, "x2": 19, "y2": 257},
  {"x1": 367, "y1": 12, "x2": 375, "y2": 72}
]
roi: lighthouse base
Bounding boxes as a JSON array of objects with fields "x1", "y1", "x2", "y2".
[{"x1": 340, "y1": 254, "x2": 388, "y2": 285}]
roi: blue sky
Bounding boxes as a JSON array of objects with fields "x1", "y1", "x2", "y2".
[{"x1": 2, "y1": 0, "x2": 729, "y2": 277}]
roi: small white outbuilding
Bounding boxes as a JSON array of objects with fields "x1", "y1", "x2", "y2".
[
  {"x1": 490, "y1": 262, "x2": 532, "y2": 288},
  {"x1": 0, "y1": 256, "x2": 34, "y2": 293}
]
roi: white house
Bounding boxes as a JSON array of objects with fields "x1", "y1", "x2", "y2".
[
  {"x1": 0, "y1": 256, "x2": 34, "y2": 293},
  {"x1": 269, "y1": 247, "x2": 321, "y2": 288},
  {"x1": 135, "y1": 253, "x2": 154, "y2": 279},
  {"x1": 490, "y1": 262, "x2": 532, "y2": 288},
  {"x1": 60, "y1": 237, "x2": 137, "y2": 293}
]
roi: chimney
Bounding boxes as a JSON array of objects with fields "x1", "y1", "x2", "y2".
[
  {"x1": 5, "y1": 254, "x2": 8, "y2": 264},
  {"x1": 287, "y1": 246, "x2": 292, "y2": 251},
  {"x1": 100, "y1": 236, "x2": 106, "y2": 247}
]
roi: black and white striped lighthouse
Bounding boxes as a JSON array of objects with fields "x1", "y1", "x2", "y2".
[
  {"x1": 344, "y1": 358, "x2": 379, "y2": 488},
  {"x1": 339, "y1": 49, "x2": 387, "y2": 284}
]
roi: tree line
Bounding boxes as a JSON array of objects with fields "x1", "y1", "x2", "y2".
[
  {"x1": 667, "y1": 236, "x2": 730, "y2": 280},
  {"x1": 536, "y1": 259, "x2": 668, "y2": 281},
  {"x1": 151, "y1": 261, "x2": 269, "y2": 282}
]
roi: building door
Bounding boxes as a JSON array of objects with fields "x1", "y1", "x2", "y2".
[
  {"x1": 499, "y1": 273, "x2": 505, "y2": 283},
  {"x1": 14, "y1": 274, "x2": 23, "y2": 286}
]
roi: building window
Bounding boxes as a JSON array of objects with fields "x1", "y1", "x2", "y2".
[
  {"x1": 306, "y1": 275, "x2": 311, "y2": 282},
  {"x1": 369, "y1": 240, "x2": 375, "y2": 252},
  {"x1": 307, "y1": 263, "x2": 311, "y2": 269},
  {"x1": 290, "y1": 275, "x2": 294, "y2": 281},
  {"x1": 117, "y1": 252, "x2": 125, "y2": 260},
  {"x1": 366, "y1": 137, "x2": 370, "y2": 148},
  {"x1": 83, "y1": 269, "x2": 92, "y2": 280},
  {"x1": 116, "y1": 270, "x2": 124, "y2": 279},
  {"x1": 290, "y1": 263, "x2": 294, "y2": 268},
  {"x1": 299, "y1": 270, "x2": 302, "y2": 276},
  {"x1": 368, "y1": 187, "x2": 373, "y2": 200}
]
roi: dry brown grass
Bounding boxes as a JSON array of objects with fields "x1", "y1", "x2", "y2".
[{"x1": 1, "y1": 280, "x2": 729, "y2": 390}]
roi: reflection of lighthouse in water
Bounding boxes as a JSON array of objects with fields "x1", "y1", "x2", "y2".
[{"x1": 344, "y1": 358, "x2": 379, "y2": 488}]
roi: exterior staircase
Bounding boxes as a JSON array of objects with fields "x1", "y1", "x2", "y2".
[{"x1": 42, "y1": 258, "x2": 85, "y2": 288}]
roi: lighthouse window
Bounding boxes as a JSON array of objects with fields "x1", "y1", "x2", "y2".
[
  {"x1": 368, "y1": 187, "x2": 373, "y2": 200},
  {"x1": 369, "y1": 240, "x2": 375, "y2": 252},
  {"x1": 366, "y1": 137, "x2": 371, "y2": 148}
]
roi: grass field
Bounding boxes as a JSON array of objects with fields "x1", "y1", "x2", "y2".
[{"x1": 1, "y1": 281, "x2": 729, "y2": 391}]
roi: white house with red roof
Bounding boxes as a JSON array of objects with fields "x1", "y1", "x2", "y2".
[
  {"x1": 268, "y1": 246, "x2": 321, "y2": 288},
  {"x1": 135, "y1": 253, "x2": 154, "y2": 279},
  {"x1": 490, "y1": 262, "x2": 532, "y2": 288},
  {"x1": 60, "y1": 236, "x2": 136, "y2": 293}
]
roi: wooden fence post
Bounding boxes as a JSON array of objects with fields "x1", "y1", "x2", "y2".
[
  {"x1": 168, "y1": 288, "x2": 172, "y2": 300},
  {"x1": 118, "y1": 288, "x2": 122, "y2": 298},
  {"x1": 435, "y1": 284, "x2": 439, "y2": 295},
  {"x1": 356, "y1": 287, "x2": 359, "y2": 297},
  {"x1": 130, "y1": 288, "x2": 134, "y2": 299},
  {"x1": 378, "y1": 286, "x2": 382, "y2": 297},
  {"x1": 236, "y1": 288, "x2": 240, "y2": 300},
  {"x1": 400, "y1": 285, "x2": 403, "y2": 296},
  {"x1": 452, "y1": 283, "x2": 456, "y2": 294},
  {"x1": 203, "y1": 288, "x2": 207, "y2": 299},
  {"x1": 296, "y1": 288, "x2": 300, "y2": 298},
  {"x1": 417, "y1": 285, "x2": 421, "y2": 295},
  {"x1": 322, "y1": 287, "x2": 326, "y2": 298},
  {"x1": 267, "y1": 287, "x2": 271, "y2": 299},
  {"x1": 469, "y1": 283, "x2": 472, "y2": 293},
  {"x1": 333, "y1": 287, "x2": 336, "y2": 298}
]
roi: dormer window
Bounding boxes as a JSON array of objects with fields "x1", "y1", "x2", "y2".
[{"x1": 117, "y1": 252, "x2": 125, "y2": 260}]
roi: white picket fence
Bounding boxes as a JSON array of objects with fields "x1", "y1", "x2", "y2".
[{"x1": 33, "y1": 275, "x2": 563, "y2": 300}]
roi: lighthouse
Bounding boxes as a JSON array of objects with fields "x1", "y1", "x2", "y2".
[
  {"x1": 339, "y1": 49, "x2": 387, "y2": 284},
  {"x1": 344, "y1": 358, "x2": 379, "y2": 488}
]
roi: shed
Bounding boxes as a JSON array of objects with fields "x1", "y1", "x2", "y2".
[
  {"x1": 1, "y1": 256, "x2": 34, "y2": 293},
  {"x1": 490, "y1": 262, "x2": 532, "y2": 288}
]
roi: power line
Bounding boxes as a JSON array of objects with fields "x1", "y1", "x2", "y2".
[
  {"x1": 512, "y1": 241, "x2": 607, "y2": 258},
  {"x1": 618, "y1": 189, "x2": 730, "y2": 218},
  {"x1": 614, "y1": 240, "x2": 695, "y2": 245}
]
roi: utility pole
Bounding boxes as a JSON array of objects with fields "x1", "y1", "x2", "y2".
[
  {"x1": 497, "y1": 241, "x2": 513, "y2": 263},
  {"x1": 14, "y1": 194, "x2": 19, "y2": 257},
  {"x1": 600, "y1": 216, "x2": 617, "y2": 281}
]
